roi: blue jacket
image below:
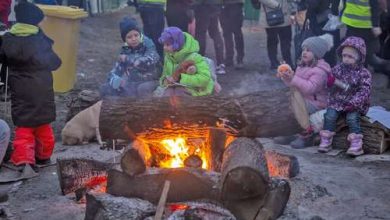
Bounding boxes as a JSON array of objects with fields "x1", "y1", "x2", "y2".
[{"x1": 108, "y1": 36, "x2": 161, "y2": 87}]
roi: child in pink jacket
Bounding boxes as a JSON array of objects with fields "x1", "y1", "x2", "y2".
[{"x1": 278, "y1": 34, "x2": 333, "y2": 148}]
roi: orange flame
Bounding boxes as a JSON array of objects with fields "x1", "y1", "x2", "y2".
[{"x1": 159, "y1": 137, "x2": 208, "y2": 169}]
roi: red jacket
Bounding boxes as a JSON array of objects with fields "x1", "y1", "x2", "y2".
[{"x1": 0, "y1": 0, "x2": 11, "y2": 27}]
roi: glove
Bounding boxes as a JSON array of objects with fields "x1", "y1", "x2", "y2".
[
  {"x1": 327, "y1": 73, "x2": 336, "y2": 87},
  {"x1": 109, "y1": 74, "x2": 123, "y2": 90},
  {"x1": 372, "y1": 27, "x2": 382, "y2": 37}
]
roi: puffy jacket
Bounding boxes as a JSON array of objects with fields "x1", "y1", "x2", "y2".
[
  {"x1": 329, "y1": 36, "x2": 372, "y2": 114},
  {"x1": 160, "y1": 32, "x2": 214, "y2": 96},
  {"x1": 107, "y1": 36, "x2": 160, "y2": 84},
  {"x1": 283, "y1": 59, "x2": 331, "y2": 110},
  {"x1": 0, "y1": 29, "x2": 61, "y2": 127}
]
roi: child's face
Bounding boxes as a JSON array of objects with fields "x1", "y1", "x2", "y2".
[
  {"x1": 342, "y1": 47, "x2": 359, "y2": 65},
  {"x1": 163, "y1": 43, "x2": 175, "y2": 53},
  {"x1": 301, "y1": 47, "x2": 315, "y2": 63},
  {"x1": 125, "y1": 30, "x2": 141, "y2": 48}
]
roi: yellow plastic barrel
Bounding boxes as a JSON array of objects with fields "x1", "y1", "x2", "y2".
[{"x1": 37, "y1": 5, "x2": 88, "y2": 92}]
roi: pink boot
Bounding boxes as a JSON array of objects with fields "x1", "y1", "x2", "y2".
[
  {"x1": 318, "y1": 130, "x2": 335, "y2": 153},
  {"x1": 346, "y1": 133, "x2": 364, "y2": 156}
]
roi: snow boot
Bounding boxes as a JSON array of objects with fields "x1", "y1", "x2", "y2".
[
  {"x1": 346, "y1": 133, "x2": 364, "y2": 156},
  {"x1": 318, "y1": 130, "x2": 335, "y2": 153}
]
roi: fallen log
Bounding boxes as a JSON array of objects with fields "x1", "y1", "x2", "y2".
[
  {"x1": 85, "y1": 193, "x2": 156, "y2": 220},
  {"x1": 333, "y1": 117, "x2": 390, "y2": 154},
  {"x1": 224, "y1": 178, "x2": 290, "y2": 220},
  {"x1": 99, "y1": 88, "x2": 302, "y2": 140},
  {"x1": 207, "y1": 128, "x2": 227, "y2": 172},
  {"x1": 106, "y1": 168, "x2": 219, "y2": 204},
  {"x1": 219, "y1": 138, "x2": 270, "y2": 201},
  {"x1": 56, "y1": 158, "x2": 112, "y2": 195}
]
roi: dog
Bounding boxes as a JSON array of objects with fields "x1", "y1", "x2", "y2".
[{"x1": 61, "y1": 101, "x2": 103, "y2": 145}]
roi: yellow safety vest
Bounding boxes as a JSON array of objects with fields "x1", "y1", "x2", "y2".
[{"x1": 341, "y1": 0, "x2": 372, "y2": 28}]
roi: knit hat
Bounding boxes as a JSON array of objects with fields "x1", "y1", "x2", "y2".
[
  {"x1": 119, "y1": 17, "x2": 140, "y2": 42},
  {"x1": 301, "y1": 34, "x2": 334, "y2": 59},
  {"x1": 15, "y1": 1, "x2": 44, "y2": 26},
  {"x1": 158, "y1": 27, "x2": 185, "y2": 51}
]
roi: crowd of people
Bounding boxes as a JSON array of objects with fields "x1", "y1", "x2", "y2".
[{"x1": 0, "y1": 0, "x2": 389, "y2": 170}]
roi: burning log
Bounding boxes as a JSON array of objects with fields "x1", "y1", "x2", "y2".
[
  {"x1": 164, "y1": 201, "x2": 236, "y2": 219},
  {"x1": 265, "y1": 150, "x2": 299, "y2": 178},
  {"x1": 333, "y1": 117, "x2": 389, "y2": 154},
  {"x1": 224, "y1": 178, "x2": 290, "y2": 220},
  {"x1": 120, "y1": 148, "x2": 146, "y2": 176},
  {"x1": 106, "y1": 168, "x2": 219, "y2": 204},
  {"x1": 85, "y1": 192, "x2": 156, "y2": 220},
  {"x1": 99, "y1": 88, "x2": 302, "y2": 140},
  {"x1": 183, "y1": 155, "x2": 203, "y2": 168},
  {"x1": 219, "y1": 138, "x2": 270, "y2": 201},
  {"x1": 56, "y1": 158, "x2": 112, "y2": 195},
  {"x1": 207, "y1": 128, "x2": 227, "y2": 172}
]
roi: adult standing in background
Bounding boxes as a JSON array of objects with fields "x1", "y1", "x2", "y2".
[
  {"x1": 135, "y1": 0, "x2": 166, "y2": 57},
  {"x1": 193, "y1": 0, "x2": 226, "y2": 74},
  {"x1": 220, "y1": 0, "x2": 246, "y2": 69},
  {"x1": 341, "y1": 0, "x2": 381, "y2": 67},
  {"x1": 166, "y1": 0, "x2": 194, "y2": 33},
  {"x1": 253, "y1": 0, "x2": 294, "y2": 70},
  {"x1": 303, "y1": 0, "x2": 341, "y2": 66}
]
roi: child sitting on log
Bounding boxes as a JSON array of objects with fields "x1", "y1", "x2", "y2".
[
  {"x1": 318, "y1": 36, "x2": 372, "y2": 156},
  {"x1": 155, "y1": 27, "x2": 214, "y2": 97},
  {"x1": 100, "y1": 17, "x2": 161, "y2": 98},
  {"x1": 277, "y1": 34, "x2": 333, "y2": 148}
]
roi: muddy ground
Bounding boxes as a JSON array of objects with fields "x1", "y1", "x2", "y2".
[{"x1": 0, "y1": 7, "x2": 389, "y2": 220}]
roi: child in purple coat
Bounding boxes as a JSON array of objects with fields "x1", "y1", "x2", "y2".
[{"x1": 318, "y1": 36, "x2": 372, "y2": 156}]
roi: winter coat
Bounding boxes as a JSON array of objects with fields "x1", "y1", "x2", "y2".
[
  {"x1": 0, "y1": 0, "x2": 11, "y2": 27},
  {"x1": 0, "y1": 29, "x2": 61, "y2": 127},
  {"x1": 259, "y1": 0, "x2": 294, "y2": 28},
  {"x1": 107, "y1": 36, "x2": 160, "y2": 85},
  {"x1": 328, "y1": 37, "x2": 372, "y2": 115},
  {"x1": 283, "y1": 59, "x2": 331, "y2": 110},
  {"x1": 160, "y1": 32, "x2": 214, "y2": 96}
]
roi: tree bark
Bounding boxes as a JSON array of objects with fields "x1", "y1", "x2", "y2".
[
  {"x1": 99, "y1": 88, "x2": 301, "y2": 140},
  {"x1": 207, "y1": 128, "x2": 227, "y2": 172},
  {"x1": 85, "y1": 192, "x2": 156, "y2": 220},
  {"x1": 106, "y1": 168, "x2": 220, "y2": 204},
  {"x1": 56, "y1": 158, "x2": 112, "y2": 195},
  {"x1": 120, "y1": 148, "x2": 147, "y2": 176},
  {"x1": 219, "y1": 138, "x2": 270, "y2": 201},
  {"x1": 265, "y1": 150, "x2": 300, "y2": 178}
]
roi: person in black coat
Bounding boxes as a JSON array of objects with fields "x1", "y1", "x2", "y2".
[{"x1": 0, "y1": 1, "x2": 61, "y2": 168}]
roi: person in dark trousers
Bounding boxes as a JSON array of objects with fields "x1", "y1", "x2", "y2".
[
  {"x1": 135, "y1": 0, "x2": 166, "y2": 57},
  {"x1": 194, "y1": 0, "x2": 226, "y2": 74},
  {"x1": 0, "y1": 2, "x2": 61, "y2": 168},
  {"x1": 303, "y1": 0, "x2": 341, "y2": 66},
  {"x1": 166, "y1": 0, "x2": 194, "y2": 33},
  {"x1": 220, "y1": 0, "x2": 246, "y2": 68},
  {"x1": 0, "y1": 0, "x2": 11, "y2": 87},
  {"x1": 341, "y1": 0, "x2": 381, "y2": 67},
  {"x1": 253, "y1": 0, "x2": 294, "y2": 69}
]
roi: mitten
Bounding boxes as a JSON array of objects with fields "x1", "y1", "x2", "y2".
[
  {"x1": 327, "y1": 73, "x2": 336, "y2": 87},
  {"x1": 109, "y1": 74, "x2": 123, "y2": 90}
]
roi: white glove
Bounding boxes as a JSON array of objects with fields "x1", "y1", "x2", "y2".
[{"x1": 372, "y1": 27, "x2": 382, "y2": 37}]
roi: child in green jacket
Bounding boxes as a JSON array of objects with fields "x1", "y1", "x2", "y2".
[{"x1": 156, "y1": 27, "x2": 214, "y2": 97}]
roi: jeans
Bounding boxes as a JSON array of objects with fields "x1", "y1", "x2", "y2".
[
  {"x1": 0, "y1": 120, "x2": 10, "y2": 165},
  {"x1": 220, "y1": 3, "x2": 244, "y2": 64},
  {"x1": 323, "y1": 108, "x2": 362, "y2": 134},
  {"x1": 138, "y1": 6, "x2": 165, "y2": 57}
]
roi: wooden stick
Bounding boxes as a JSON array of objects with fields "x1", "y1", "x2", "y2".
[{"x1": 154, "y1": 180, "x2": 171, "y2": 220}]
